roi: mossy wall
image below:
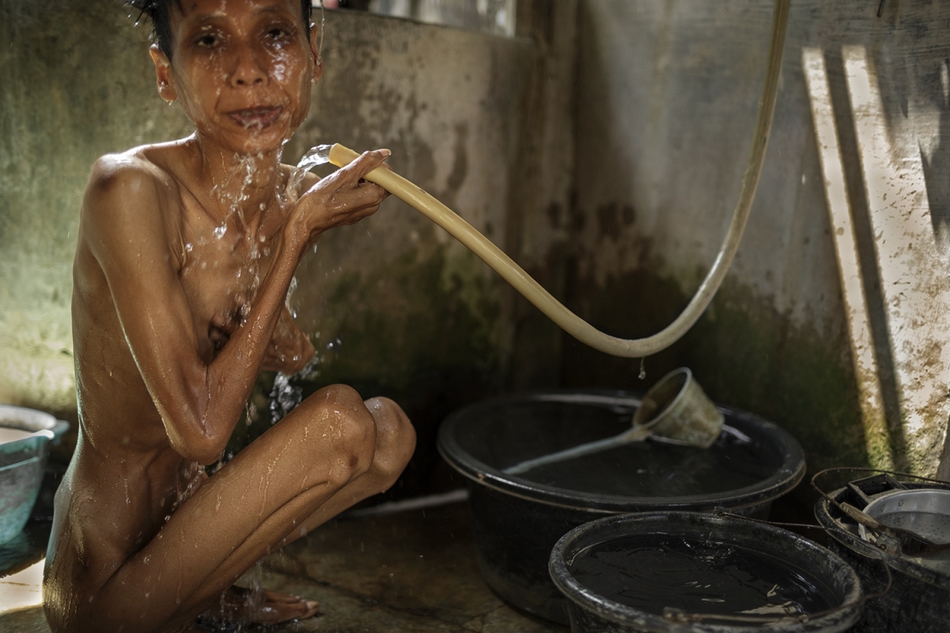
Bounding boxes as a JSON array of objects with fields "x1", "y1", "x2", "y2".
[{"x1": 567, "y1": 0, "x2": 950, "y2": 476}]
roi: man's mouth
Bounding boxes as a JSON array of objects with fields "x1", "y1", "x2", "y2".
[{"x1": 228, "y1": 106, "x2": 283, "y2": 129}]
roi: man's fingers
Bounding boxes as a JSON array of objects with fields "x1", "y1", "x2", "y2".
[{"x1": 338, "y1": 148, "x2": 391, "y2": 183}]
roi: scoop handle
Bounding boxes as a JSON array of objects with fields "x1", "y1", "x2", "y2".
[{"x1": 502, "y1": 425, "x2": 652, "y2": 476}]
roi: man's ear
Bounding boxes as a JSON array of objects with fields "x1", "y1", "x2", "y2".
[
  {"x1": 149, "y1": 44, "x2": 179, "y2": 104},
  {"x1": 309, "y1": 25, "x2": 323, "y2": 82}
]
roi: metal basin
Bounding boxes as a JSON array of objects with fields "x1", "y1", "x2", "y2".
[{"x1": 814, "y1": 474, "x2": 950, "y2": 633}]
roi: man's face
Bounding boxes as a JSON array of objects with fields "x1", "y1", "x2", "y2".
[{"x1": 155, "y1": 0, "x2": 319, "y2": 155}]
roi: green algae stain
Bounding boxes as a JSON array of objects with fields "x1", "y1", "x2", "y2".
[
  {"x1": 561, "y1": 268, "x2": 871, "y2": 473},
  {"x1": 684, "y1": 287, "x2": 869, "y2": 472},
  {"x1": 317, "y1": 246, "x2": 504, "y2": 390}
]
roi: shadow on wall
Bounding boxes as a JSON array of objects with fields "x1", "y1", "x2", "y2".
[{"x1": 923, "y1": 60, "x2": 950, "y2": 249}]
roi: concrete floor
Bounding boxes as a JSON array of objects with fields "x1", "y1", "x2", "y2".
[{"x1": 0, "y1": 498, "x2": 567, "y2": 633}]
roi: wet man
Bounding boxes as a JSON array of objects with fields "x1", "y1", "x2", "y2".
[{"x1": 43, "y1": 1, "x2": 416, "y2": 631}]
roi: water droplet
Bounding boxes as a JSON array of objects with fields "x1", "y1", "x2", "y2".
[
  {"x1": 214, "y1": 224, "x2": 227, "y2": 239},
  {"x1": 639, "y1": 358, "x2": 647, "y2": 380}
]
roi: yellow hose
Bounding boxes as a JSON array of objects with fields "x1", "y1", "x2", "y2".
[{"x1": 327, "y1": 0, "x2": 790, "y2": 358}]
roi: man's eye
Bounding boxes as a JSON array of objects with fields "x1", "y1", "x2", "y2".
[
  {"x1": 196, "y1": 33, "x2": 220, "y2": 48},
  {"x1": 265, "y1": 26, "x2": 293, "y2": 42}
]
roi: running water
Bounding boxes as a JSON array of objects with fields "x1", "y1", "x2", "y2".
[
  {"x1": 295, "y1": 144, "x2": 334, "y2": 173},
  {"x1": 210, "y1": 154, "x2": 259, "y2": 241},
  {"x1": 286, "y1": 144, "x2": 333, "y2": 198}
]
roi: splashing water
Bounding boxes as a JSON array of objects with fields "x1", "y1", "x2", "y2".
[
  {"x1": 296, "y1": 144, "x2": 333, "y2": 172},
  {"x1": 270, "y1": 372, "x2": 302, "y2": 423},
  {"x1": 209, "y1": 154, "x2": 259, "y2": 241},
  {"x1": 269, "y1": 357, "x2": 321, "y2": 423},
  {"x1": 286, "y1": 144, "x2": 334, "y2": 199}
]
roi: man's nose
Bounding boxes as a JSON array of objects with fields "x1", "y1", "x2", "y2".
[{"x1": 229, "y1": 43, "x2": 268, "y2": 87}]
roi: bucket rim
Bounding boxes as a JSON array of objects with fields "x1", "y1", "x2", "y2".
[
  {"x1": 437, "y1": 389, "x2": 805, "y2": 514},
  {"x1": 0, "y1": 405, "x2": 69, "y2": 453},
  {"x1": 815, "y1": 490, "x2": 950, "y2": 589},
  {"x1": 549, "y1": 511, "x2": 864, "y2": 633}
]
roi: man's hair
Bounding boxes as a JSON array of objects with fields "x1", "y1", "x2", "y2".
[{"x1": 127, "y1": 0, "x2": 313, "y2": 60}]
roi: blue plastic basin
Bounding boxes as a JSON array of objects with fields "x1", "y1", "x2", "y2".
[{"x1": 0, "y1": 405, "x2": 69, "y2": 545}]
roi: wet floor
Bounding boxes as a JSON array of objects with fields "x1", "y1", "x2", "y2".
[{"x1": 0, "y1": 499, "x2": 566, "y2": 633}]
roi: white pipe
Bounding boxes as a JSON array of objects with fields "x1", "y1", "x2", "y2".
[{"x1": 325, "y1": 0, "x2": 790, "y2": 358}]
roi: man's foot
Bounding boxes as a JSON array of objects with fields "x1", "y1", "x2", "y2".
[{"x1": 197, "y1": 585, "x2": 319, "y2": 629}]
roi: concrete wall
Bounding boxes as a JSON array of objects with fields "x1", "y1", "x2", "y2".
[
  {"x1": 567, "y1": 0, "x2": 950, "y2": 475},
  {"x1": 1, "y1": 2, "x2": 191, "y2": 416}
]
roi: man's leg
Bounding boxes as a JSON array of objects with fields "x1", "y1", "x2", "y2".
[{"x1": 93, "y1": 385, "x2": 414, "y2": 633}]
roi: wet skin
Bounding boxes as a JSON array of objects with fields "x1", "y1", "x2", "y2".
[{"x1": 43, "y1": 1, "x2": 416, "y2": 631}]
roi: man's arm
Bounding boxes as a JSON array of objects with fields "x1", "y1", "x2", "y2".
[
  {"x1": 82, "y1": 150, "x2": 388, "y2": 464},
  {"x1": 263, "y1": 306, "x2": 315, "y2": 374}
]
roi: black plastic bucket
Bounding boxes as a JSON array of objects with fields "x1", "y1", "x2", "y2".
[
  {"x1": 549, "y1": 512, "x2": 863, "y2": 633},
  {"x1": 815, "y1": 481, "x2": 950, "y2": 632},
  {"x1": 437, "y1": 390, "x2": 806, "y2": 623}
]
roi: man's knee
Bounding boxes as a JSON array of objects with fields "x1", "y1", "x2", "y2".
[
  {"x1": 364, "y1": 397, "x2": 416, "y2": 483},
  {"x1": 300, "y1": 385, "x2": 377, "y2": 484}
]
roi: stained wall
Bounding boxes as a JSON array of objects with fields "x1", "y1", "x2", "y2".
[{"x1": 567, "y1": 0, "x2": 950, "y2": 476}]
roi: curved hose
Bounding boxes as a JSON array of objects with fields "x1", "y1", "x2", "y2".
[{"x1": 327, "y1": 0, "x2": 790, "y2": 358}]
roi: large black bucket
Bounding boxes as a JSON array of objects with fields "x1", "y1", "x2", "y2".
[
  {"x1": 814, "y1": 472, "x2": 950, "y2": 633},
  {"x1": 437, "y1": 390, "x2": 806, "y2": 624},
  {"x1": 549, "y1": 512, "x2": 863, "y2": 633}
]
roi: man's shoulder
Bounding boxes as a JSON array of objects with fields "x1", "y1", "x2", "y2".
[
  {"x1": 87, "y1": 145, "x2": 172, "y2": 197},
  {"x1": 80, "y1": 145, "x2": 188, "y2": 248}
]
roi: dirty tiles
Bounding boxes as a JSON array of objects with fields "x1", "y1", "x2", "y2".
[{"x1": 0, "y1": 501, "x2": 564, "y2": 632}]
